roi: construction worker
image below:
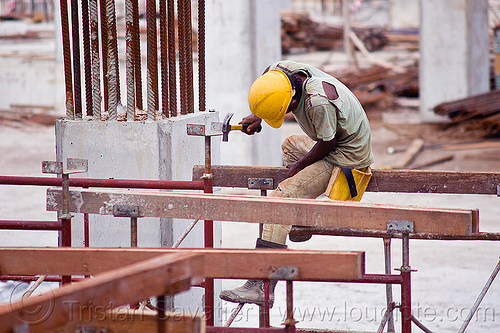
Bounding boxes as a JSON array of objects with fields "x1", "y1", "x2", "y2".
[{"x1": 219, "y1": 60, "x2": 374, "y2": 308}]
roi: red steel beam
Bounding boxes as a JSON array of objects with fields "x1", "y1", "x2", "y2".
[
  {"x1": 0, "y1": 175, "x2": 204, "y2": 190},
  {"x1": 0, "y1": 220, "x2": 62, "y2": 231}
]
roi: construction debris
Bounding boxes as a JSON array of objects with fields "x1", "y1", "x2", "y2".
[
  {"x1": 434, "y1": 89, "x2": 500, "y2": 138},
  {"x1": 281, "y1": 11, "x2": 388, "y2": 54},
  {"x1": 327, "y1": 63, "x2": 419, "y2": 110}
]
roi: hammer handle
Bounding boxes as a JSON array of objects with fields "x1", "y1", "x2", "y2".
[{"x1": 231, "y1": 123, "x2": 262, "y2": 133}]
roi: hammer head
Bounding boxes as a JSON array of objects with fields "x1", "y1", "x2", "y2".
[{"x1": 222, "y1": 112, "x2": 234, "y2": 142}]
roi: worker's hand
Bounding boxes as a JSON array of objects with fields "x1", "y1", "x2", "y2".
[
  {"x1": 239, "y1": 114, "x2": 262, "y2": 135},
  {"x1": 285, "y1": 161, "x2": 302, "y2": 179}
]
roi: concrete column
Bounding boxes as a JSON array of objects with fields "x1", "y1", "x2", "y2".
[
  {"x1": 56, "y1": 112, "x2": 221, "y2": 320},
  {"x1": 206, "y1": 0, "x2": 289, "y2": 167},
  {"x1": 419, "y1": 0, "x2": 489, "y2": 122}
]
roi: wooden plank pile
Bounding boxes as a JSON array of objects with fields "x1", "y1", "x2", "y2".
[
  {"x1": 327, "y1": 64, "x2": 419, "y2": 109},
  {"x1": 281, "y1": 11, "x2": 389, "y2": 54},
  {"x1": 434, "y1": 89, "x2": 500, "y2": 138}
]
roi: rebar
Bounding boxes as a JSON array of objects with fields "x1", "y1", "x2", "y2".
[
  {"x1": 125, "y1": 0, "x2": 135, "y2": 120},
  {"x1": 224, "y1": 303, "x2": 244, "y2": 327},
  {"x1": 172, "y1": 219, "x2": 200, "y2": 248},
  {"x1": 106, "y1": 0, "x2": 119, "y2": 120},
  {"x1": 99, "y1": 0, "x2": 109, "y2": 113},
  {"x1": 131, "y1": 0, "x2": 142, "y2": 112},
  {"x1": 383, "y1": 238, "x2": 395, "y2": 333},
  {"x1": 89, "y1": 0, "x2": 101, "y2": 119},
  {"x1": 71, "y1": 0, "x2": 82, "y2": 119},
  {"x1": 178, "y1": 0, "x2": 187, "y2": 115},
  {"x1": 147, "y1": 0, "x2": 158, "y2": 120},
  {"x1": 59, "y1": 0, "x2": 74, "y2": 119},
  {"x1": 160, "y1": 0, "x2": 168, "y2": 117},
  {"x1": 184, "y1": 0, "x2": 194, "y2": 114},
  {"x1": 81, "y1": 0, "x2": 92, "y2": 117},
  {"x1": 458, "y1": 258, "x2": 500, "y2": 333},
  {"x1": 167, "y1": 0, "x2": 177, "y2": 117},
  {"x1": 198, "y1": 0, "x2": 206, "y2": 112}
]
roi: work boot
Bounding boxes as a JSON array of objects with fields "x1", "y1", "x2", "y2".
[
  {"x1": 219, "y1": 238, "x2": 286, "y2": 308},
  {"x1": 288, "y1": 225, "x2": 312, "y2": 242}
]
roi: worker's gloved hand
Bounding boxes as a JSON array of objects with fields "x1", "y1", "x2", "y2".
[{"x1": 239, "y1": 114, "x2": 262, "y2": 135}]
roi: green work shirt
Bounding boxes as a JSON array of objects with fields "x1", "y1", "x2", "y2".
[{"x1": 268, "y1": 60, "x2": 374, "y2": 169}]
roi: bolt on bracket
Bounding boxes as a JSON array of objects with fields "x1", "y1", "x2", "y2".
[
  {"x1": 268, "y1": 266, "x2": 299, "y2": 280},
  {"x1": 387, "y1": 220, "x2": 414, "y2": 233},
  {"x1": 248, "y1": 178, "x2": 274, "y2": 190},
  {"x1": 42, "y1": 158, "x2": 88, "y2": 175},
  {"x1": 113, "y1": 205, "x2": 141, "y2": 218}
]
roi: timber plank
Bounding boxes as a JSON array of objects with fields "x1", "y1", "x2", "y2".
[
  {"x1": 0, "y1": 248, "x2": 365, "y2": 281},
  {"x1": 192, "y1": 165, "x2": 500, "y2": 195},
  {"x1": 0, "y1": 252, "x2": 203, "y2": 333},
  {"x1": 49, "y1": 311, "x2": 205, "y2": 333},
  {"x1": 47, "y1": 188, "x2": 476, "y2": 235}
]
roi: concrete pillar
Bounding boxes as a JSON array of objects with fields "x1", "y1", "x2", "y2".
[
  {"x1": 206, "y1": 0, "x2": 289, "y2": 167},
  {"x1": 419, "y1": 0, "x2": 489, "y2": 122},
  {"x1": 56, "y1": 112, "x2": 221, "y2": 320}
]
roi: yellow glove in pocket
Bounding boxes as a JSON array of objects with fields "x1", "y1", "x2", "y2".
[{"x1": 324, "y1": 166, "x2": 372, "y2": 201}]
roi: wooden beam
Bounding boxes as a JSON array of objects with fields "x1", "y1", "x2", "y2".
[
  {"x1": 48, "y1": 310, "x2": 205, "y2": 333},
  {"x1": 0, "y1": 248, "x2": 365, "y2": 281},
  {"x1": 47, "y1": 188, "x2": 477, "y2": 235},
  {"x1": 0, "y1": 252, "x2": 203, "y2": 333},
  {"x1": 192, "y1": 165, "x2": 500, "y2": 195}
]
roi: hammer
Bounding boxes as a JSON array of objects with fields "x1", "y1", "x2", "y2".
[{"x1": 222, "y1": 113, "x2": 261, "y2": 142}]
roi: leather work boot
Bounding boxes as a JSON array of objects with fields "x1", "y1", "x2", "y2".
[
  {"x1": 219, "y1": 279, "x2": 278, "y2": 307},
  {"x1": 219, "y1": 238, "x2": 286, "y2": 308}
]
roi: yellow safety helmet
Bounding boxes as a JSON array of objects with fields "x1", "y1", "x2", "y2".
[{"x1": 248, "y1": 69, "x2": 293, "y2": 128}]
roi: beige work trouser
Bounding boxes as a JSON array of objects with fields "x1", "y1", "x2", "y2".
[{"x1": 261, "y1": 135, "x2": 335, "y2": 245}]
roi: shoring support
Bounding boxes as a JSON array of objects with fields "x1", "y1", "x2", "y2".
[
  {"x1": 401, "y1": 231, "x2": 412, "y2": 333},
  {"x1": 383, "y1": 237, "x2": 395, "y2": 332},
  {"x1": 285, "y1": 280, "x2": 296, "y2": 333},
  {"x1": 204, "y1": 134, "x2": 215, "y2": 326}
]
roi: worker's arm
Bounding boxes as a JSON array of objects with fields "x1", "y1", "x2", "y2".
[
  {"x1": 239, "y1": 114, "x2": 263, "y2": 135},
  {"x1": 285, "y1": 138, "x2": 337, "y2": 178}
]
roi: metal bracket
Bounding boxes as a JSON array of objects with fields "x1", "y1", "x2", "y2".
[
  {"x1": 42, "y1": 158, "x2": 88, "y2": 175},
  {"x1": 113, "y1": 205, "x2": 141, "y2": 218},
  {"x1": 187, "y1": 123, "x2": 221, "y2": 137},
  {"x1": 387, "y1": 220, "x2": 414, "y2": 233},
  {"x1": 248, "y1": 178, "x2": 274, "y2": 190},
  {"x1": 268, "y1": 266, "x2": 299, "y2": 280}
]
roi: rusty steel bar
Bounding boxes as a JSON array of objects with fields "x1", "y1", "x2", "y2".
[
  {"x1": 125, "y1": 0, "x2": 135, "y2": 120},
  {"x1": 0, "y1": 175, "x2": 205, "y2": 190},
  {"x1": 178, "y1": 0, "x2": 187, "y2": 115},
  {"x1": 147, "y1": 0, "x2": 158, "y2": 121},
  {"x1": 184, "y1": 0, "x2": 194, "y2": 114},
  {"x1": 99, "y1": 0, "x2": 109, "y2": 112},
  {"x1": 0, "y1": 220, "x2": 62, "y2": 231},
  {"x1": 81, "y1": 0, "x2": 92, "y2": 117},
  {"x1": 132, "y1": 0, "x2": 142, "y2": 112},
  {"x1": 84, "y1": 213, "x2": 90, "y2": 247},
  {"x1": 59, "y1": 0, "x2": 74, "y2": 119},
  {"x1": 198, "y1": 0, "x2": 206, "y2": 112},
  {"x1": 224, "y1": 303, "x2": 244, "y2": 328},
  {"x1": 285, "y1": 281, "x2": 296, "y2": 332},
  {"x1": 289, "y1": 226, "x2": 500, "y2": 241},
  {"x1": 71, "y1": 0, "x2": 82, "y2": 119},
  {"x1": 106, "y1": 0, "x2": 119, "y2": 120},
  {"x1": 160, "y1": 0, "x2": 168, "y2": 117},
  {"x1": 261, "y1": 281, "x2": 270, "y2": 327},
  {"x1": 167, "y1": 0, "x2": 177, "y2": 117},
  {"x1": 0, "y1": 275, "x2": 84, "y2": 283},
  {"x1": 458, "y1": 258, "x2": 500, "y2": 333},
  {"x1": 89, "y1": 0, "x2": 101, "y2": 119}
]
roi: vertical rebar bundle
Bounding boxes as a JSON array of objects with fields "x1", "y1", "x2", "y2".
[{"x1": 58, "y1": 0, "x2": 205, "y2": 121}]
